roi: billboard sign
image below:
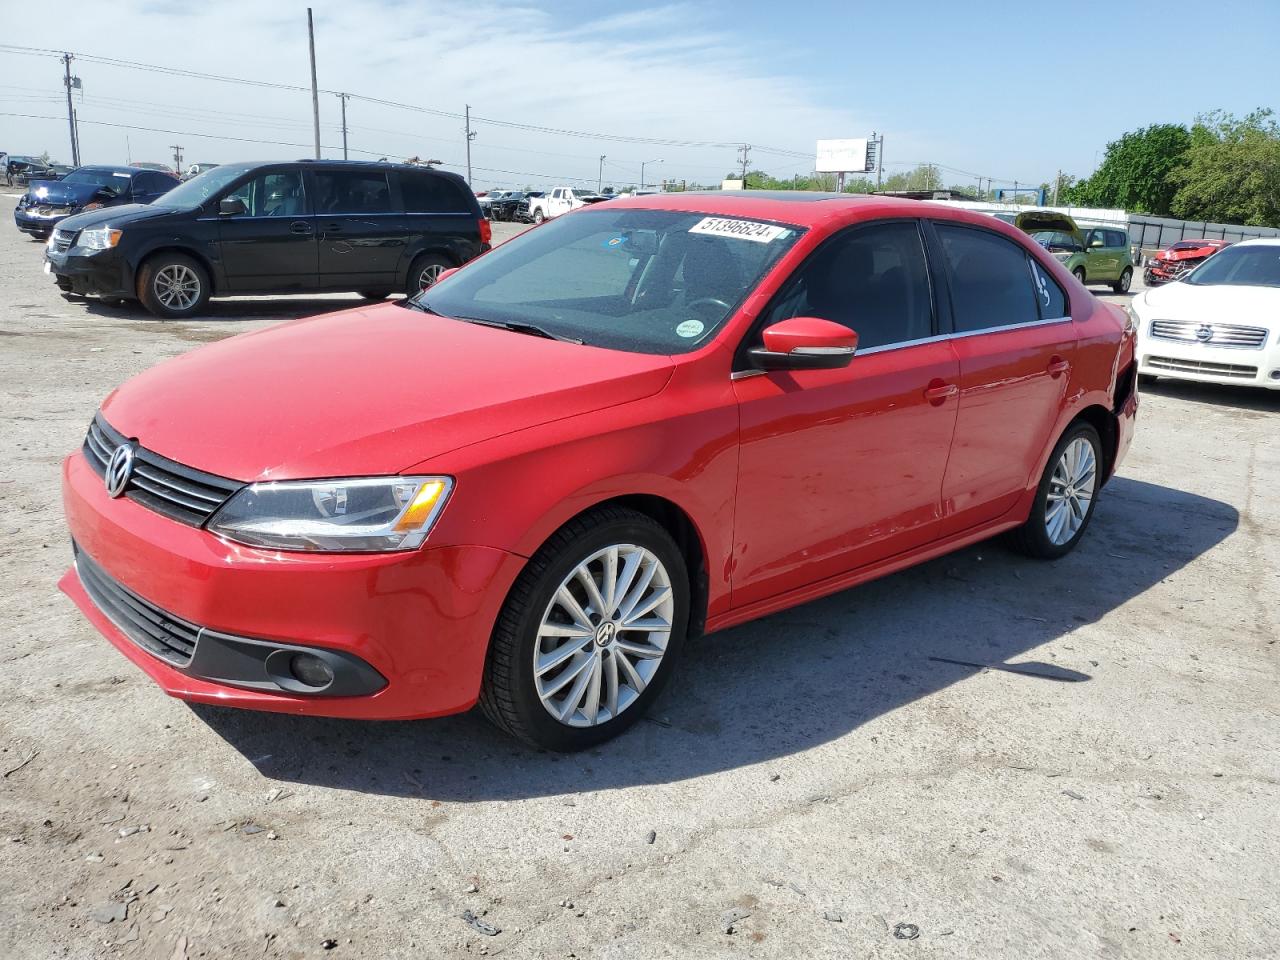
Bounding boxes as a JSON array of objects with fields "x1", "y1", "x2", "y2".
[{"x1": 816, "y1": 138, "x2": 870, "y2": 173}]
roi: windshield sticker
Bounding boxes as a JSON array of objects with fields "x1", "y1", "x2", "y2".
[
  {"x1": 603, "y1": 235, "x2": 627, "y2": 248},
  {"x1": 689, "y1": 217, "x2": 788, "y2": 243},
  {"x1": 676, "y1": 319, "x2": 705, "y2": 338}
]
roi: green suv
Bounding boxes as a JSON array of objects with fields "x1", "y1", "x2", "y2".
[{"x1": 1015, "y1": 212, "x2": 1134, "y2": 293}]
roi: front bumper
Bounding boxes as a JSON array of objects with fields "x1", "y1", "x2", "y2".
[
  {"x1": 45, "y1": 245, "x2": 132, "y2": 298},
  {"x1": 14, "y1": 206, "x2": 71, "y2": 237},
  {"x1": 60, "y1": 451, "x2": 526, "y2": 719},
  {"x1": 1137, "y1": 336, "x2": 1280, "y2": 390}
]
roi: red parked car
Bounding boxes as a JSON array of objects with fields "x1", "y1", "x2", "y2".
[
  {"x1": 1144, "y1": 238, "x2": 1231, "y2": 286},
  {"x1": 60, "y1": 193, "x2": 1137, "y2": 750}
]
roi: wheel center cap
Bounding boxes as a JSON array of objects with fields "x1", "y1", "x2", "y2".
[{"x1": 595, "y1": 621, "x2": 617, "y2": 647}]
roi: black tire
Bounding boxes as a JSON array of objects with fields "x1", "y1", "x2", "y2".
[
  {"x1": 406, "y1": 253, "x2": 453, "y2": 296},
  {"x1": 1073, "y1": 266, "x2": 1087, "y2": 285},
  {"x1": 1112, "y1": 267, "x2": 1132, "y2": 294},
  {"x1": 137, "y1": 252, "x2": 210, "y2": 320},
  {"x1": 479, "y1": 507, "x2": 690, "y2": 751},
  {"x1": 98, "y1": 296, "x2": 124, "y2": 307},
  {"x1": 1005, "y1": 421, "x2": 1103, "y2": 560},
  {"x1": 1138, "y1": 373, "x2": 1158, "y2": 386},
  {"x1": 358, "y1": 290, "x2": 391, "y2": 300},
  {"x1": 533, "y1": 208, "x2": 545, "y2": 224}
]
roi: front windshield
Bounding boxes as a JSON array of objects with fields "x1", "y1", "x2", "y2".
[
  {"x1": 1185, "y1": 245, "x2": 1280, "y2": 288},
  {"x1": 415, "y1": 208, "x2": 804, "y2": 354},
  {"x1": 62, "y1": 168, "x2": 132, "y2": 191},
  {"x1": 152, "y1": 164, "x2": 251, "y2": 207},
  {"x1": 1032, "y1": 230, "x2": 1080, "y2": 252}
]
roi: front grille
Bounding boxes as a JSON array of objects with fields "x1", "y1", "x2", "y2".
[
  {"x1": 83, "y1": 414, "x2": 242, "y2": 526},
  {"x1": 1149, "y1": 320, "x2": 1269, "y2": 349},
  {"x1": 74, "y1": 544, "x2": 199, "y2": 666},
  {"x1": 1146, "y1": 356, "x2": 1259, "y2": 379},
  {"x1": 52, "y1": 229, "x2": 76, "y2": 252}
]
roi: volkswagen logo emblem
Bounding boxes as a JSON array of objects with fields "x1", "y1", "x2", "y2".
[
  {"x1": 594, "y1": 621, "x2": 617, "y2": 647},
  {"x1": 1195, "y1": 324, "x2": 1213, "y2": 343},
  {"x1": 104, "y1": 443, "x2": 136, "y2": 498}
]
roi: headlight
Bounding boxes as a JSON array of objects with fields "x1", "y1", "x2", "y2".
[
  {"x1": 78, "y1": 226, "x2": 122, "y2": 250},
  {"x1": 207, "y1": 476, "x2": 453, "y2": 552}
]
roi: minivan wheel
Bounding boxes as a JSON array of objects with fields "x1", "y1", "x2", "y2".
[
  {"x1": 407, "y1": 253, "x2": 453, "y2": 295},
  {"x1": 1113, "y1": 267, "x2": 1132, "y2": 293},
  {"x1": 358, "y1": 290, "x2": 391, "y2": 300},
  {"x1": 1005, "y1": 422, "x2": 1102, "y2": 559},
  {"x1": 479, "y1": 507, "x2": 690, "y2": 751},
  {"x1": 1073, "y1": 267, "x2": 1087, "y2": 285},
  {"x1": 137, "y1": 253, "x2": 210, "y2": 319}
]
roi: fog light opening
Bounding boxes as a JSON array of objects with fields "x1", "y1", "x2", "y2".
[
  {"x1": 1269, "y1": 369, "x2": 1280, "y2": 381},
  {"x1": 289, "y1": 653, "x2": 335, "y2": 689}
]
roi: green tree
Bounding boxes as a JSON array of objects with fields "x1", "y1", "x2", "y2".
[
  {"x1": 1170, "y1": 109, "x2": 1280, "y2": 227},
  {"x1": 1070, "y1": 123, "x2": 1191, "y2": 213}
]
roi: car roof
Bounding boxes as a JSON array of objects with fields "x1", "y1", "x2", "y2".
[
  {"x1": 1235, "y1": 237, "x2": 1280, "y2": 247},
  {"x1": 604, "y1": 190, "x2": 931, "y2": 227}
]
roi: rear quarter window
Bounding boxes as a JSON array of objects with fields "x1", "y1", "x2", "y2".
[{"x1": 401, "y1": 173, "x2": 472, "y2": 214}]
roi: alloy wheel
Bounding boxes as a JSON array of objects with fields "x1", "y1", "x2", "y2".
[
  {"x1": 1045, "y1": 437, "x2": 1097, "y2": 545},
  {"x1": 533, "y1": 544, "x2": 673, "y2": 728},
  {"x1": 154, "y1": 264, "x2": 200, "y2": 311},
  {"x1": 418, "y1": 264, "x2": 445, "y2": 290}
]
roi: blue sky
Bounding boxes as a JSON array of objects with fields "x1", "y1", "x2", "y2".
[{"x1": 1, "y1": 0, "x2": 1276, "y2": 189}]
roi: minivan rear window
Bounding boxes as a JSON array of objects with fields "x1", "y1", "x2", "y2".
[{"x1": 401, "y1": 173, "x2": 472, "y2": 214}]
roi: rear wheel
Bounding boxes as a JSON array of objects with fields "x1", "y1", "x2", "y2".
[
  {"x1": 406, "y1": 253, "x2": 452, "y2": 296},
  {"x1": 1073, "y1": 266, "x2": 1087, "y2": 285},
  {"x1": 137, "y1": 253, "x2": 210, "y2": 319},
  {"x1": 1005, "y1": 422, "x2": 1102, "y2": 559},
  {"x1": 479, "y1": 507, "x2": 690, "y2": 751},
  {"x1": 1112, "y1": 267, "x2": 1132, "y2": 293},
  {"x1": 358, "y1": 290, "x2": 391, "y2": 300}
]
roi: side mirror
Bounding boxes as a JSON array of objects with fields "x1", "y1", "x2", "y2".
[
  {"x1": 749, "y1": 317, "x2": 858, "y2": 371},
  {"x1": 1089, "y1": 238, "x2": 1104, "y2": 248},
  {"x1": 219, "y1": 198, "x2": 247, "y2": 217}
]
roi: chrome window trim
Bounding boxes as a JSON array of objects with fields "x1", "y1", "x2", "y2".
[{"x1": 730, "y1": 315, "x2": 1073, "y2": 374}]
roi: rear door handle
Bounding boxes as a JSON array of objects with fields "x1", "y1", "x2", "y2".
[
  {"x1": 289, "y1": 221, "x2": 312, "y2": 235},
  {"x1": 1048, "y1": 357, "x2": 1071, "y2": 377},
  {"x1": 323, "y1": 221, "x2": 343, "y2": 233},
  {"x1": 924, "y1": 380, "x2": 958, "y2": 404}
]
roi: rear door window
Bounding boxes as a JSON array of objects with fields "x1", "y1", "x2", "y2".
[
  {"x1": 401, "y1": 173, "x2": 471, "y2": 214},
  {"x1": 313, "y1": 171, "x2": 391, "y2": 214},
  {"x1": 934, "y1": 223, "x2": 1041, "y2": 333}
]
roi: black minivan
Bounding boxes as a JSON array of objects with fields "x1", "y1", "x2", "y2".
[{"x1": 45, "y1": 160, "x2": 490, "y2": 319}]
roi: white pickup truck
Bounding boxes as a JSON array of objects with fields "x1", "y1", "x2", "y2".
[{"x1": 526, "y1": 186, "x2": 608, "y2": 223}]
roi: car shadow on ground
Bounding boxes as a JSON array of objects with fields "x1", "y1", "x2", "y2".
[
  {"x1": 1140, "y1": 378, "x2": 1280, "y2": 414},
  {"x1": 76, "y1": 295, "x2": 377, "y2": 323},
  {"x1": 192, "y1": 477, "x2": 1237, "y2": 800}
]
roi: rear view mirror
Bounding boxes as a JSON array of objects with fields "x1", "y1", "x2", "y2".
[
  {"x1": 620, "y1": 229, "x2": 658, "y2": 257},
  {"x1": 219, "y1": 198, "x2": 247, "y2": 217},
  {"x1": 749, "y1": 317, "x2": 858, "y2": 371}
]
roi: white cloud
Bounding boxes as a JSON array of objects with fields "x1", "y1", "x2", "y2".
[{"x1": 2, "y1": 0, "x2": 895, "y2": 188}]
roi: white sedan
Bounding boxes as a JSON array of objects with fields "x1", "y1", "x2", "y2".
[{"x1": 1131, "y1": 238, "x2": 1280, "y2": 390}]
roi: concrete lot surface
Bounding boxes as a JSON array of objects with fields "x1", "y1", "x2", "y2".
[{"x1": 0, "y1": 200, "x2": 1277, "y2": 959}]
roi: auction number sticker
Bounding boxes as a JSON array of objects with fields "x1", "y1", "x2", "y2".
[{"x1": 689, "y1": 217, "x2": 788, "y2": 243}]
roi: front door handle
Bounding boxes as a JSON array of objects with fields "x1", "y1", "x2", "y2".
[
  {"x1": 289, "y1": 221, "x2": 313, "y2": 235},
  {"x1": 924, "y1": 379, "x2": 958, "y2": 404},
  {"x1": 1047, "y1": 356, "x2": 1071, "y2": 377}
]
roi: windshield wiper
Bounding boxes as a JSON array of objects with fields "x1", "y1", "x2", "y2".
[{"x1": 452, "y1": 315, "x2": 584, "y2": 344}]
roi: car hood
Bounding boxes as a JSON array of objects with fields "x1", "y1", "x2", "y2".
[
  {"x1": 1157, "y1": 247, "x2": 1213, "y2": 262},
  {"x1": 1140, "y1": 281, "x2": 1280, "y2": 321},
  {"x1": 1014, "y1": 211, "x2": 1083, "y2": 244},
  {"x1": 99, "y1": 303, "x2": 676, "y2": 481},
  {"x1": 55, "y1": 202, "x2": 193, "y2": 232},
  {"x1": 25, "y1": 179, "x2": 113, "y2": 206}
]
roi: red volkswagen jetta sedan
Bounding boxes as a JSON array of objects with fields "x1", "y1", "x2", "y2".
[{"x1": 61, "y1": 193, "x2": 1137, "y2": 750}]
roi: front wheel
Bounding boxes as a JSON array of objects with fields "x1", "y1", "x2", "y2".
[
  {"x1": 137, "y1": 253, "x2": 210, "y2": 319},
  {"x1": 1112, "y1": 267, "x2": 1132, "y2": 293},
  {"x1": 479, "y1": 507, "x2": 690, "y2": 751},
  {"x1": 533, "y1": 209, "x2": 545, "y2": 224},
  {"x1": 1005, "y1": 422, "x2": 1103, "y2": 559},
  {"x1": 1073, "y1": 267, "x2": 1087, "y2": 285}
]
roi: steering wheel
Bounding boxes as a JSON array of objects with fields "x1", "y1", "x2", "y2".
[{"x1": 686, "y1": 297, "x2": 731, "y2": 318}]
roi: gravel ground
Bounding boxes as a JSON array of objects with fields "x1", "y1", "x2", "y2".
[{"x1": 0, "y1": 197, "x2": 1277, "y2": 960}]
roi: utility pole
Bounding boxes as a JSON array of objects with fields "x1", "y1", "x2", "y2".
[
  {"x1": 170, "y1": 144, "x2": 183, "y2": 173},
  {"x1": 62, "y1": 53, "x2": 80, "y2": 167},
  {"x1": 737, "y1": 144, "x2": 751, "y2": 182},
  {"x1": 337, "y1": 92, "x2": 349, "y2": 160},
  {"x1": 1052, "y1": 169, "x2": 1061, "y2": 206},
  {"x1": 465, "y1": 104, "x2": 476, "y2": 185},
  {"x1": 598, "y1": 155, "x2": 605, "y2": 192},
  {"x1": 307, "y1": 8, "x2": 321, "y2": 159}
]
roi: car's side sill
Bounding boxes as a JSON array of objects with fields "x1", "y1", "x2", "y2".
[{"x1": 705, "y1": 516, "x2": 1024, "y2": 636}]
